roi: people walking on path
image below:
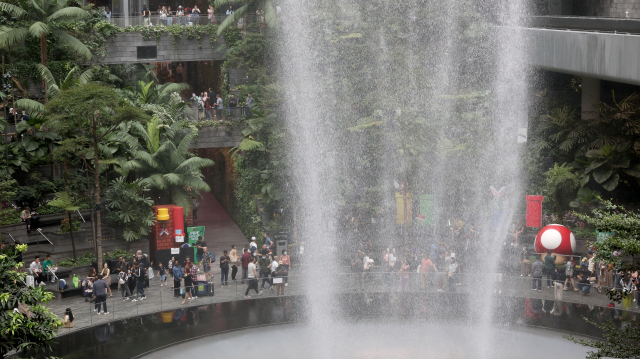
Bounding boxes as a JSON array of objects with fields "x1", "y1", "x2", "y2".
[
  {"x1": 244, "y1": 257, "x2": 262, "y2": 298},
  {"x1": 274, "y1": 261, "x2": 287, "y2": 296},
  {"x1": 259, "y1": 252, "x2": 273, "y2": 290},
  {"x1": 194, "y1": 236, "x2": 207, "y2": 266},
  {"x1": 241, "y1": 247, "x2": 251, "y2": 283},
  {"x1": 564, "y1": 257, "x2": 577, "y2": 291},
  {"x1": 520, "y1": 246, "x2": 531, "y2": 277}
]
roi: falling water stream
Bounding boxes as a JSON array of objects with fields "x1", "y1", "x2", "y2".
[{"x1": 277, "y1": 0, "x2": 531, "y2": 357}]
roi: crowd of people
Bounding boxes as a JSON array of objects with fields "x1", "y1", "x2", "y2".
[{"x1": 190, "y1": 90, "x2": 255, "y2": 121}]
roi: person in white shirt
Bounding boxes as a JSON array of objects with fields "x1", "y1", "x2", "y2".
[
  {"x1": 363, "y1": 254, "x2": 374, "y2": 284},
  {"x1": 244, "y1": 257, "x2": 262, "y2": 298},
  {"x1": 250, "y1": 237, "x2": 258, "y2": 257},
  {"x1": 226, "y1": 5, "x2": 233, "y2": 15},
  {"x1": 270, "y1": 256, "x2": 279, "y2": 274},
  {"x1": 30, "y1": 256, "x2": 45, "y2": 286}
]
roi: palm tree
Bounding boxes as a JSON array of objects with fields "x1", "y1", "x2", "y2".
[
  {"x1": 214, "y1": 0, "x2": 276, "y2": 35},
  {"x1": 47, "y1": 191, "x2": 83, "y2": 260},
  {"x1": 119, "y1": 118, "x2": 214, "y2": 211},
  {"x1": 0, "y1": 0, "x2": 92, "y2": 66},
  {"x1": 14, "y1": 64, "x2": 93, "y2": 112}
]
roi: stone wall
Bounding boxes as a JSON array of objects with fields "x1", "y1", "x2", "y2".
[
  {"x1": 100, "y1": 32, "x2": 226, "y2": 64},
  {"x1": 573, "y1": 0, "x2": 640, "y2": 19}
]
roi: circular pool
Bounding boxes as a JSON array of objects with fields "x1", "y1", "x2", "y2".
[{"x1": 141, "y1": 321, "x2": 589, "y2": 359}]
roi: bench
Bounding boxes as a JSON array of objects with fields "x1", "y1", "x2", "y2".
[{"x1": 50, "y1": 280, "x2": 119, "y2": 301}]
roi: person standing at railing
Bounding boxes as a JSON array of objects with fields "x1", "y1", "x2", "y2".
[
  {"x1": 244, "y1": 256, "x2": 262, "y2": 298},
  {"x1": 177, "y1": 6, "x2": 184, "y2": 25},
  {"x1": 621, "y1": 273, "x2": 636, "y2": 309},
  {"x1": 544, "y1": 250, "x2": 556, "y2": 289},
  {"x1": 167, "y1": 6, "x2": 173, "y2": 25},
  {"x1": 215, "y1": 94, "x2": 223, "y2": 120},
  {"x1": 280, "y1": 249, "x2": 290, "y2": 286},
  {"x1": 141, "y1": 5, "x2": 151, "y2": 26},
  {"x1": 531, "y1": 256, "x2": 544, "y2": 291},
  {"x1": 93, "y1": 275, "x2": 109, "y2": 315},
  {"x1": 133, "y1": 263, "x2": 147, "y2": 301},
  {"x1": 159, "y1": 6, "x2": 167, "y2": 25},
  {"x1": 420, "y1": 253, "x2": 437, "y2": 290},
  {"x1": 520, "y1": 246, "x2": 531, "y2": 277},
  {"x1": 172, "y1": 260, "x2": 183, "y2": 298},
  {"x1": 208, "y1": 5, "x2": 215, "y2": 24},
  {"x1": 398, "y1": 258, "x2": 410, "y2": 292},
  {"x1": 118, "y1": 268, "x2": 132, "y2": 300},
  {"x1": 192, "y1": 5, "x2": 201, "y2": 25},
  {"x1": 226, "y1": 5, "x2": 234, "y2": 15}
]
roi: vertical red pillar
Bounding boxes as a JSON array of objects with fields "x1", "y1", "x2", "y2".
[
  {"x1": 526, "y1": 195, "x2": 544, "y2": 227},
  {"x1": 172, "y1": 206, "x2": 184, "y2": 238}
]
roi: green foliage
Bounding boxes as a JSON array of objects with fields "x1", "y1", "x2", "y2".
[
  {"x1": 119, "y1": 120, "x2": 213, "y2": 211},
  {"x1": 104, "y1": 177, "x2": 155, "y2": 242},
  {"x1": 575, "y1": 199, "x2": 640, "y2": 273},
  {"x1": 567, "y1": 318, "x2": 640, "y2": 359},
  {"x1": 543, "y1": 163, "x2": 579, "y2": 214},
  {"x1": 58, "y1": 217, "x2": 79, "y2": 233},
  {"x1": 57, "y1": 249, "x2": 135, "y2": 267},
  {"x1": 0, "y1": 244, "x2": 62, "y2": 358},
  {"x1": 0, "y1": 209, "x2": 20, "y2": 226}
]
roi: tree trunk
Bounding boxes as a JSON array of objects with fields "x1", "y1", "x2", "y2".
[
  {"x1": 67, "y1": 210, "x2": 77, "y2": 260},
  {"x1": 92, "y1": 118, "x2": 103, "y2": 270},
  {"x1": 40, "y1": 34, "x2": 48, "y2": 102}
]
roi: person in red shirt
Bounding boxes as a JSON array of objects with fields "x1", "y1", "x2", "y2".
[
  {"x1": 241, "y1": 246, "x2": 252, "y2": 284},
  {"x1": 420, "y1": 253, "x2": 437, "y2": 290}
]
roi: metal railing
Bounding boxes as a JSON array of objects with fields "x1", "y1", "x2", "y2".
[
  {"x1": 50, "y1": 271, "x2": 640, "y2": 335},
  {"x1": 184, "y1": 104, "x2": 253, "y2": 121},
  {"x1": 108, "y1": 14, "x2": 260, "y2": 28}
]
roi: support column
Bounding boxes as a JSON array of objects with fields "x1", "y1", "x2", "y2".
[
  {"x1": 581, "y1": 77, "x2": 600, "y2": 120},
  {"x1": 123, "y1": 0, "x2": 130, "y2": 26}
]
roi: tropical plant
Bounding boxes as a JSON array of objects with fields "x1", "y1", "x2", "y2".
[
  {"x1": 0, "y1": 0, "x2": 92, "y2": 83},
  {"x1": 0, "y1": 174, "x2": 17, "y2": 245},
  {"x1": 45, "y1": 83, "x2": 150, "y2": 270},
  {"x1": 120, "y1": 118, "x2": 214, "y2": 211},
  {"x1": 0, "y1": 244, "x2": 62, "y2": 358},
  {"x1": 14, "y1": 64, "x2": 93, "y2": 113},
  {"x1": 544, "y1": 163, "x2": 579, "y2": 215},
  {"x1": 572, "y1": 143, "x2": 640, "y2": 191},
  {"x1": 47, "y1": 191, "x2": 83, "y2": 260},
  {"x1": 568, "y1": 318, "x2": 640, "y2": 359},
  {"x1": 104, "y1": 177, "x2": 155, "y2": 242},
  {"x1": 569, "y1": 187, "x2": 602, "y2": 212}
]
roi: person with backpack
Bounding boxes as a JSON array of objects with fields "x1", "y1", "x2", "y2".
[
  {"x1": 119, "y1": 268, "x2": 132, "y2": 300},
  {"x1": 259, "y1": 252, "x2": 273, "y2": 290},
  {"x1": 244, "y1": 257, "x2": 262, "y2": 298},
  {"x1": 531, "y1": 256, "x2": 544, "y2": 291},
  {"x1": 544, "y1": 250, "x2": 557, "y2": 288},
  {"x1": 274, "y1": 261, "x2": 287, "y2": 295},
  {"x1": 220, "y1": 250, "x2": 230, "y2": 286},
  {"x1": 172, "y1": 260, "x2": 183, "y2": 298},
  {"x1": 158, "y1": 262, "x2": 167, "y2": 287}
]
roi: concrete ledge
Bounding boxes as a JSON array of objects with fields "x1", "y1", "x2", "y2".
[{"x1": 499, "y1": 26, "x2": 640, "y2": 85}]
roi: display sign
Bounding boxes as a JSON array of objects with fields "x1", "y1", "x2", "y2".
[
  {"x1": 175, "y1": 235, "x2": 184, "y2": 243},
  {"x1": 171, "y1": 248, "x2": 180, "y2": 254}
]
